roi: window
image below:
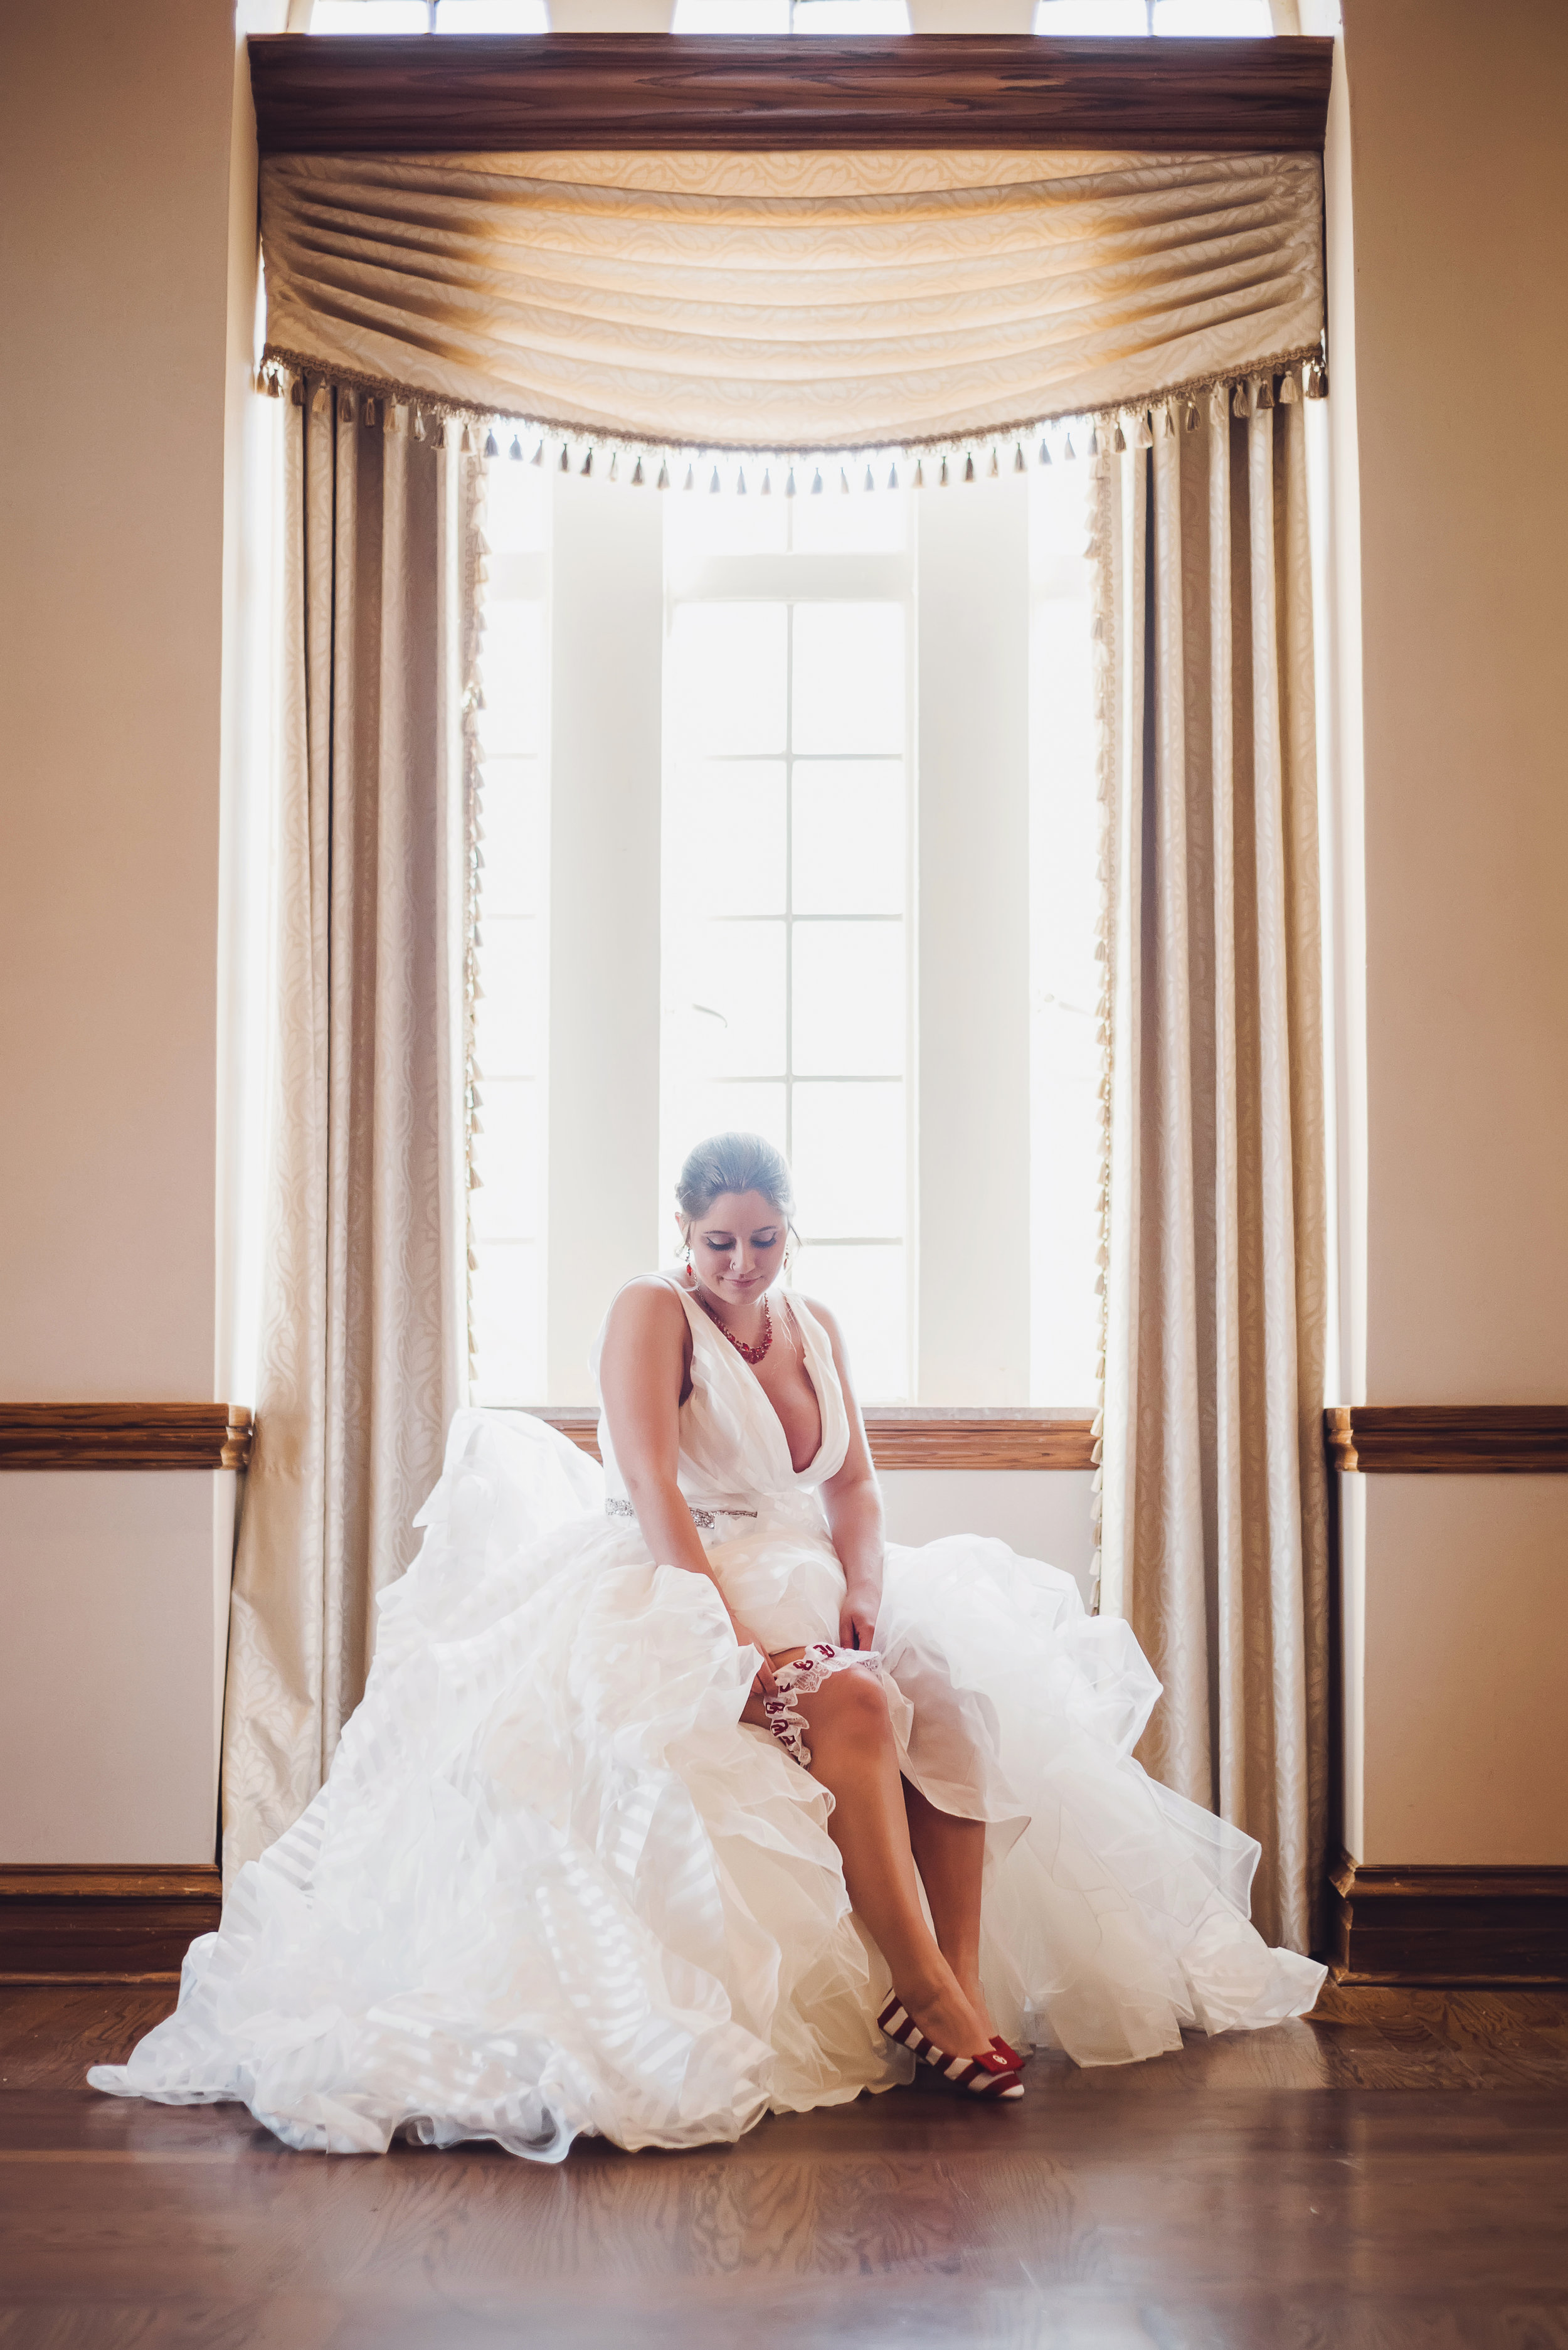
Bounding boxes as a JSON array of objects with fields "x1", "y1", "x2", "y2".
[{"x1": 470, "y1": 449, "x2": 1100, "y2": 1409}]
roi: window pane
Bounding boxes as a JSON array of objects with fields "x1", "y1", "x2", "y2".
[
  {"x1": 665, "y1": 474, "x2": 789, "y2": 563},
  {"x1": 475, "y1": 917, "x2": 547, "y2": 1082},
  {"x1": 793, "y1": 923, "x2": 904, "y2": 1077},
  {"x1": 793, "y1": 1245, "x2": 906, "y2": 1403},
  {"x1": 472, "y1": 1077, "x2": 543, "y2": 1241},
  {"x1": 792, "y1": 605, "x2": 904, "y2": 755},
  {"x1": 792, "y1": 1082, "x2": 904, "y2": 1235},
  {"x1": 669, "y1": 604, "x2": 787, "y2": 757},
  {"x1": 479, "y1": 758, "x2": 546, "y2": 921},
  {"x1": 790, "y1": 481, "x2": 908, "y2": 556},
  {"x1": 793, "y1": 0, "x2": 909, "y2": 27},
  {"x1": 792, "y1": 760, "x2": 904, "y2": 915},
  {"x1": 481, "y1": 602, "x2": 546, "y2": 758},
  {"x1": 1153, "y1": 0, "x2": 1270, "y2": 29},
  {"x1": 437, "y1": 0, "x2": 547, "y2": 28},
  {"x1": 1032, "y1": 0, "x2": 1147, "y2": 29},
  {"x1": 485, "y1": 457, "x2": 551, "y2": 553},
  {"x1": 665, "y1": 917, "x2": 786, "y2": 1077},
  {"x1": 672, "y1": 0, "x2": 790, "y2": 26},
  {"x1": 470, "y1": 1241, "x2": 544, "y2": 1406},
  {"x1": 664, "y1": 760, "x2": 785, "y2": 917},
  {"x1": 310, "y1": 1, "x2": 430, "y2": 29}
]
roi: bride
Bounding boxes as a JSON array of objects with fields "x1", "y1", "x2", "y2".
[{"x1": 92, "y1": 1130, "x2": 1323, "y2": 2155}]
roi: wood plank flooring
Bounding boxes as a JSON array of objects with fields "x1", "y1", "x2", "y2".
[{"x1": 3, "y1": 1982, "x2": 1567, "y2": 2348}]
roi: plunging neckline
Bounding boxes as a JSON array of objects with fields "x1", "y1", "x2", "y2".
[{"x1": 673, "y1": 1275, "x2": 826, "y2": 1481}]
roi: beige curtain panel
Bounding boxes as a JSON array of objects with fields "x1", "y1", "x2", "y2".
[
  {"x1": 1094, "y1": 388, "x2": 1328, "y2": 1954},
  {"x1": 223, "y1": 396, "x2": 479, "y2": 1878},
  {"x1": 260, "y1": 147, "x2": 1324, "y2": 450}
]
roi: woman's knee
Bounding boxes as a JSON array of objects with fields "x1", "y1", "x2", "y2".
[{"x1": 815, "y1": 1667, "x2": 893, "y2": 1752}]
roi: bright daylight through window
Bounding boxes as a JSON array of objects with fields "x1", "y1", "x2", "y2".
[{"x1": 472, "y1": 456, "x2": 1099, "y2": 1410}]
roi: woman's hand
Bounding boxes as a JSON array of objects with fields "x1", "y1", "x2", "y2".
[
  {"x1": 838, "y1": 1578, "x2": 882, "y2": 1652},
  {"x1": 729, "y1": 1614, "x2": 778, "y2": 1698}
]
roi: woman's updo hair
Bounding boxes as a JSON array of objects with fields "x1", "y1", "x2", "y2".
[{"x1": 675, "y1": 1132, "x2": 797, "y2": 1241}]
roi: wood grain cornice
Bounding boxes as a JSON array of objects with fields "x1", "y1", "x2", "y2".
[
  {"x1": 0, "y1": 1406, "x2": 253, "y2": 1472},
  {"x1": 1324, "y1": 1406, "x2": 1568, "y2": 1475},
  {"x1": 537, "y1": 1408, "x2": 1096, "y2": 1472},
  {"x1": 1327, "y1": 1848, "x2": 1568, "y2": 1985},
  {"x1": 0, "y1": 1866, "x2": 223, "y2": 1982},
  {"x1": 249, "y1": 33, "x2": 1333, "y2": 157}
]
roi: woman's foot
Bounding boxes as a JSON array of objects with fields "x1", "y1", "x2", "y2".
[
  {"x1": 877, "y1": 1994, "x2": 1024, "y2": 2099},
  {"x1": 891, "y1": 1972, "x2": 993, "y2": 2061}
]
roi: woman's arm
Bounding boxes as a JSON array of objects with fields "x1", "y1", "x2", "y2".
[
  {"x1": 597, "y1": 1280, "x2": 776, "y2": 1694},
  {"x1": 807, "y1": 1298, "x2": 886, "y2": 1651}
]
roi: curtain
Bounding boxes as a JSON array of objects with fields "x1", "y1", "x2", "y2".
[
  {"x1": 221, "y1": 394, "x2": 479, "y2": 1878},
  {"x1": 260, "y1": 147, "x2": 1323, "y2": 449},
  {"x1": 1094, "y1": 385, "x2": 1328, "y2": 1953}
]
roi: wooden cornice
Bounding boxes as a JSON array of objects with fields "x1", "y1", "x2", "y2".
[
  {"x1": 1325, "y1": 1406, "x2": 1568, "y2": 1475},
  {"x1": 0, "y1": 1406, "x2": 253, "y2": 1472},
  {"x1": 538, "y1": 1407, "x2": 1096, "y2": 1472},
  {"x1": 248, "y1": 33, "x2": 1333, "y2": 157}
]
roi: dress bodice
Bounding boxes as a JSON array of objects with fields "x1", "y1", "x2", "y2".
[{"x1": 590, "y1": 1275, "x2": 850, "y2": 1528}]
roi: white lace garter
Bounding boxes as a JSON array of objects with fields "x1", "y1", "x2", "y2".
[{"x1": 760, "y1": 1640, "x2": 883, "y2": 1771}]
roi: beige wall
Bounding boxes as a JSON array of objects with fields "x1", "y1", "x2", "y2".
[
  {"x1": 0, "y1": 1, "x2": 264, "y2": 1863},
  {"x1": 1340, "y1": 0, "x2": 1568, "y2": 1863}
]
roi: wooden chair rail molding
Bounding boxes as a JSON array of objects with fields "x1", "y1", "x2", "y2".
[
  {"x1": 0, "y1": 1868, "x2": 223, "y2": 1983},
  {"x1": 1324, "y1": 1406, "x2": 1568, "y2": 1474},
  {"x1": 248, "y1": 33, "x2": 1334, "y2": 156},
  {"x1": 0, "y1": 1406, "x2": 253, "y2": 1472},
  {"x1": 536, "y1": 1408, "x2": 1097, "y2": 1472}
]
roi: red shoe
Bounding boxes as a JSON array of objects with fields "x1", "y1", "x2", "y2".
[
  {"x1": 878, "y1": 1995, "x2": 1024, "y2": 2100},
  {"x1": 990, "y1": 2033, "x2": 1026, "y2": 2070}
]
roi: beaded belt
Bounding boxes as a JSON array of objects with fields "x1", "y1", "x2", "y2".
[{"x1": 605, "y1": 1496, "x2": 758, "y2": 1534}]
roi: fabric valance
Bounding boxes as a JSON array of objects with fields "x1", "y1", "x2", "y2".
[{"x1": 260, "y1": 146, "x2": 1323, "y2": 455}]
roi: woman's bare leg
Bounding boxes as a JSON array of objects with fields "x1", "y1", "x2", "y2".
[
  {"x1": 902, "y1": 1779, "x2": 993, "y2": 2038},
  {"x1": 748, "y1": 1661, "x2": 991, "y2": 2058}
]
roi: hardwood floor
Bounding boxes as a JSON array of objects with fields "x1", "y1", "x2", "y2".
[{"x1": 3, "y1": 1984, "x2": 1567, "y2": 2348}]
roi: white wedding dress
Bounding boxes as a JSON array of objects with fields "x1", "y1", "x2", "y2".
[{"x1": 92, "y1": 1279, "x2": 1324, "y2": 2157}]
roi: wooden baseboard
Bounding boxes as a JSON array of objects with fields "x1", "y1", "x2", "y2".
[
  {"x1": 0, "y1": 1866, "x2": 223, "y2": 1982},
  {"x1": 1328, "y1": 1850, "x2": 1568, "y2": 1984}
]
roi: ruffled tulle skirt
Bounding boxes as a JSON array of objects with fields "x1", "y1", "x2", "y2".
[{"x1": 90, "y1": 1410, "x2": 1324, "y2": 2157}]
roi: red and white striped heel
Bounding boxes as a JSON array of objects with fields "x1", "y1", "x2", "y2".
[{"x1": 878, "y1": 1994, "x2": 1025, "y2": 2100}]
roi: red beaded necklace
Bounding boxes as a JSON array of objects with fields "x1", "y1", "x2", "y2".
[{"x1": 693, "y1": 1284, "x2": 773, "y2": 1365}]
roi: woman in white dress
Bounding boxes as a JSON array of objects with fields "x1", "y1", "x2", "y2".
[{"x1": 92, "y1": 1132, "x2": 1323, "y2": 2156}]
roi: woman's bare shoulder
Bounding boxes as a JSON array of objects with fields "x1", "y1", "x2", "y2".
[{"x1": 602, "y1": 1275, "x2": 689, "y2": 1343}]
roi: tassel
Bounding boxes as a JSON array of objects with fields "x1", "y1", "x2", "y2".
[
  {"x1": 268, "y1": 372, "x2": 285, "y2": 401},
  {"x1": 1135, "y1": 411, "x2": 1153, "y2": 448},
  {"x1": 461, "y1": 420, "x2": 475, "y2": 453},
  {"x1": 483, "y1": 427, "x2": 498, "y2": 456},
  {"x1": 988, "y1": 447, "x2": 1000, "y2": 479},
  {"x1": 1062, "y1": 434, "x2": 1076, "y2": 461},
  {"x1": 385, "y1": 402, "x2": 399, "y2": 435},
  {"x1": 887, "y1": 462, "x2": 898, "y2": 489},
  {"x1": 310, "y1": 383, "x2": 328, "y2": 417},
  {"x1": 1112, "y1": 420, "x2": 1126, "y2": 454},
  {"x1": 1014, "y1": 442, "x2": 1027, "y2": 474},
  {"x1": 338, "y1": 391, "x2": 353, "y2": 423},
  {"x1": 1232, "y1": 382, "x2": 1249, "y2": 418},
  {"x1": 938, "y1": 456, "x2": 949, "y2": 487},
  {"x1": 1278, "y1": 368, "x2": 1300, "y2": 405},
  {"x1": 584, "y1": 443, "x2": 599, "y2": 474},
  {"x1": 963, "y1": 453, "x2": 975, "y2": 483},
  {"x1": 1306, "y1": 361, "x2": 1329, "y2": 399},
  {"x1": 811, "y1": 469, "x2": 824, "y2": 495},
  {"x1": 364, "y1": 398, "x2": 378, "y2": 430},
  {"x1": 1039, "y1": 438, "x2": 1052, "y2": 466},
  {"x1": 840, "y1": 467, "x2": 850, "y2": 494},
  {"x1": 913, "y1": 459, "x2": 924, "y2": 488},
  {"x1": 608, "y1": 451, "x2": 619, "y2": 481},
  {"x1": 785, "y1": 466, "x2": 797, "y2": 497},
  {"x1": 531, "y1": 440, "x2": 544, "y2": 465},
  {"x1": 630, "y1": 454, "x2": 645, "y2": 485},
  {"x1": 656, "y1": 459, "x2": 670, "y2": 489},
  {"x1": 290, "y1": 378, "x2": 304, "y2": 408},
  {"x1": 559, "y1": 443, "x2": 571, "y2": 472},
  {"x1": 761, "y1": 469, "x2": 772, "y2": 495},
  {"x1": 1185, "y1": 401, "x2": 1199, "y2": 433},
  {"x1": 1256, "y1": 376, "x2": 1274, "y2": 411},
  {"x1": 1087, "y1": 425, "x2": 1099, "y2": 457},
  {"x1": 736, "y1": 467, "x2": 747, "y2": 495},
  {"x1": 683, "y1": 464, "x2": 695, "y2": 492},
  {"x1": 864, "y1": 464, "x2": 876, "y2": 492},
  {"x1": 413, "y1": 410, "x2": 427, "y2": 441},
  {"x1": 509, "y1": 433, "x2": 523, "y2": 460},
  {"x1": 1162, "y1": 404, "x2": 1174, "y2": 437},
  {"x1": 709, "y1": 465, "x2": 721, "y2": 492}
]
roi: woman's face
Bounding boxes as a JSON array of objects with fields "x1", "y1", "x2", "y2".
[{"x1": 682, "y1": 1190, "x2": 788, "y2": 1309}]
